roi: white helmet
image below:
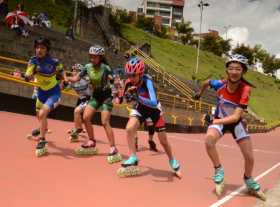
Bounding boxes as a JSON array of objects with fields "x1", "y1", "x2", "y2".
[
  {"x1": 72, "y1": 63, "x2": 83, "y2": 71},
  {"x1": 226, "y1": 54, "x2": 249, "y2": 72},
  {"x1": 89, "y1": 45, "x2": 105, "y2": 56}
]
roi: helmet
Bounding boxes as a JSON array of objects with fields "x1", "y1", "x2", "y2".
[
  {"x1": 89, "y1": 45, "x2": 105, "y2": 56},
  {"x1": 125, "y1": 57, "x2": 145, "y2": 77},
  {"x1": 226, "y1": 54, "x2": 249, "y2": 72},
  {"x1": 34, "y1": 37, "x2": 51, "y2": 51},
  {"x1": 72, "y1": 63, "x2": 83, "y2": 71}
]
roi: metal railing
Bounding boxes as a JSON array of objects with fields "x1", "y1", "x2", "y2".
[
  {"x1": 0, "y1": 55, "x2": 276, "y2": 131},
  {"x1": 132, "y1": 48, "x2": 194, "y2": 98}
]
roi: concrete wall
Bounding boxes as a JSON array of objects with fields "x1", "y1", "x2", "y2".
[
  {"x1": 0, "y1": 78, "x2": 203, "y2": 125},
  {"x1": 0, "y1": 78, "x2": 268, "y2": 133}
]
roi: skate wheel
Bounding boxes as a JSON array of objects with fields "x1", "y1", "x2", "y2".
[
  {"x1": 47, "y1": 129, "x2": 52, "y2": 134},
  {"x1": 117, "y1": 167, "x2": 126, "y2": 177},
  {"x1": 117, "y1": 166, "x2": 141, "y2": 177},
  {"x1": 26, "y1": 134, "x2": 32, "y2": 139},
  {"x1": 248, "y1": 189, "x2": 266, "y2": 201},
  {"x1": 35, "y1": 148, "x2": 48, "y2": 157},
  {"x1": 69, "y1": 136, "x2": 79, "y2": 143},
  {"x1": 215, "y1": 181, "x2": 225, "y2": 196},
  {"x1": 107, "y1": 154, "x2": 122, "y2": 164},
  {"x1": 256, "y1": 191, "x2": 266, "y2": 201},
  {"x1": 74, "y1": 147, "x2": 98, "y2": 155},
  {"x1": 174, "y1": 170, "x2": 182, "y2": 179}
]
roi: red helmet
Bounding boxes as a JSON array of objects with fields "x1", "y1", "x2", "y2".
[{"x1": 125, "y1": 57, "x2": 145, "y2": 77}]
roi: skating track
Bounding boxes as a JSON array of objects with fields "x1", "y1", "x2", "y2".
[{"x1": 1, "y1": 111, "x2": 280, "y2": 207}]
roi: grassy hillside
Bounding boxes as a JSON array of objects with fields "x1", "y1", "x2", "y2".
[{"x1": 121, "y1": 24, "x2": 280, "y2": 123}]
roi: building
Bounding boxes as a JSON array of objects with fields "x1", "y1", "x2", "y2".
[
  {"x1": 193, "y1": 29, "x2": 220, "y2": 40},
  {"x1": 252, "y1": 59, "x2": 264, "y2": 74},
  {"x1": 138, "y1": 0, "x2": 185, "y2": 27},
  {"x1": 274, "y1": 69, "x2": 280, "y2": 80}
]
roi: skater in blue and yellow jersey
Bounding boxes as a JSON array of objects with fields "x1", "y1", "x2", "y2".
[
  {"x1": 24, "y1": 37, "x2": 65, "y2": 157},
  {"x1": 195, "y1": 54, "x2": 265, "y2": 200},
  {"x1": 66, "y1": 45, "x2": 122, "y2": 164},
  {"x1": 116, "y1": 57, "x2": 181, "y2": 178}
]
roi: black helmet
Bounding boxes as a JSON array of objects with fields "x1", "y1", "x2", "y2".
[{"x1": 34, "y1": 37, "x2": 51, "y2": 51}]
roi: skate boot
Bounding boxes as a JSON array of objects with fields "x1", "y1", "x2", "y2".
[
  {"x1": 69, "y1": 128, "x2": 83, "y2": 142},
  {"x1": 117, "y1": 155, "x2": 140, "y2": 177},
  {"x1": 244, "y1": 177, "x2": 266, "y2": 201},
  {"x1": 169, "y1": 159, "x2": 182, "y2": 178},
  {"x1": 213, "y1": 166, "x2": 225, "y2": 196},
  {"x1": 75, "y1": 139, "x2": 98, "y2": 155},
  {"x1": 148, "y1": 140, "x2": 158, "y2": 152},
  {"x1": 35, "y1": 138, "x2": 48, "y2": 157},
  {"x1": 107, "y1": 146, "x2": 122, "y2": 164}
]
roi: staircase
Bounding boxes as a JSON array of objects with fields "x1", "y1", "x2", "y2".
[{"x1": 132, "y1": 48, "x2": 194, "y2": 99}]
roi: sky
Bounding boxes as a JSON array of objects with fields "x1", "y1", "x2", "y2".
[{"x1": 110, "y1": 0, "x2": 280, "y2": 57}]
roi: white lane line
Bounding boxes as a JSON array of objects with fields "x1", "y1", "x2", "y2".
[
  {"x1": 168, "y1": 135, "x2": 280, "y2": 155},
  {"x1": 209, "y1": 162, "x2": 280, "y2": 207}
]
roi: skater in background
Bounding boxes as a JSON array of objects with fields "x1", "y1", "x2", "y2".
[
  {"x1": 66, "y1": 45, "x2": 122, "y2": 164},
  {"x1": 117, "y1": 57, "x2": 180, "y2": 177},
  {"x1": 24, "y1": 37, "x2": 65, "y2": 157},
  {"x1": 64, "y1": 63, "x2": 92, "y2": 142},
  {"x1": 134, "y1": 118, "x2": 158, "y2": 152},
  {"x1": 194, "y1": 54, "x2": 265, "y2": 200}
]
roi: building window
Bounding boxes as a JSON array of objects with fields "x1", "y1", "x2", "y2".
[
  {"x1": 138, "y1": 8, "x2": 144, "y2": 13},
  {"x1": 173, "y1": 11, "x2": 183, "y2": 16},
  {"x1": 159, "y1": 11, "x2": 171, "y2": 17},
  {"x1": 173, "y1": 7, "x2": 183, "y2": 13},
  {"x1": 173, "y1": 14, "x2": 183, "y2": 19},
  {"x1": 147, "y1": 2, "x2": 157, "y2": 7},
  {"x1": 162, "y1": 18, "x2": 170, "y2": 25},
  {"x1": 159, "y1": 3, "x2": 171, "y2": 9},
  {"x1": 147, "y1": 9, "x2": 156, "y2": 15}
]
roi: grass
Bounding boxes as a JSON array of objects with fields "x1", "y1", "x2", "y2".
[{"x1": 121, "y1": 24, "x2": 280, "y2": 123}]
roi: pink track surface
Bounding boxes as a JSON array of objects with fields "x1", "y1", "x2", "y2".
[{"x1": 1, "y1": 111, "x2": 280, "y2": 207}]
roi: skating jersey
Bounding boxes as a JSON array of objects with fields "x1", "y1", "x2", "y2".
[
  {"x1": 79, "y1": 63, "x2": 112, "y2": 98},
  {"x1": 124, "y1": 74, "x2": 160, "y2": 110},
  {"x1": 69, "y1": 76, "x2": 92, "y2": 99},
  {"x1": 209, "y1": 79, "x2": 251, "y2": 119},
  {"x1": 25, "y1": 55, "x2": 64, "y2": 91}
]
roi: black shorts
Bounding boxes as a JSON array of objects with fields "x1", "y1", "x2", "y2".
[{"x1": 130, "y1": 104, "x2": 166, "y2": 132}]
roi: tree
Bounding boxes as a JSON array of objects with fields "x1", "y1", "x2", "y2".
[
  {"x1": 154, "y1": 25, "x2": 167, "y2": 38},
  {"x1": 175, "y1": 21, "x2": 194, "y2": 45},
  {"x1": 233, "y1": 44, "x2": 254, "y2": 64},
  {"x1": 136, "y1": 16, "x2": 154, "y2": 32},
  {"x1": 233, "y1": 44, "x2": 280, "y2": 73},
  {"x1": 201, "y1": 34, "x2": 231, "y2": 56},
  {"x1": 116, "y1": 9, "x2": 132, "y2": 23}
]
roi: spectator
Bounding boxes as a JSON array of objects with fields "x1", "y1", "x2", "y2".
[
  {"x1": 65, "y1": 24, "x2": 75, "y2": 40},
  {"x1": 10, "y1": 15, "x2": 29, "y2": 37},
  {"x1": 0, "y1": 0, "x2": 9, "y2": 22},
  {"x1": 12, "y1": 69, "x2": 23, "y2": 78},
  {"x1": 16, "y1": 3, "x2": 24, "y2": 11},
  {"x1": 37, "y1": 12, "x2": 51, "y2": 28},
  {"x1": 31, "y1": 12, "x2": 39, "y2": 26},
  {"x1": 112, "y1": 73, "x2": 124, "y2": 104}
]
